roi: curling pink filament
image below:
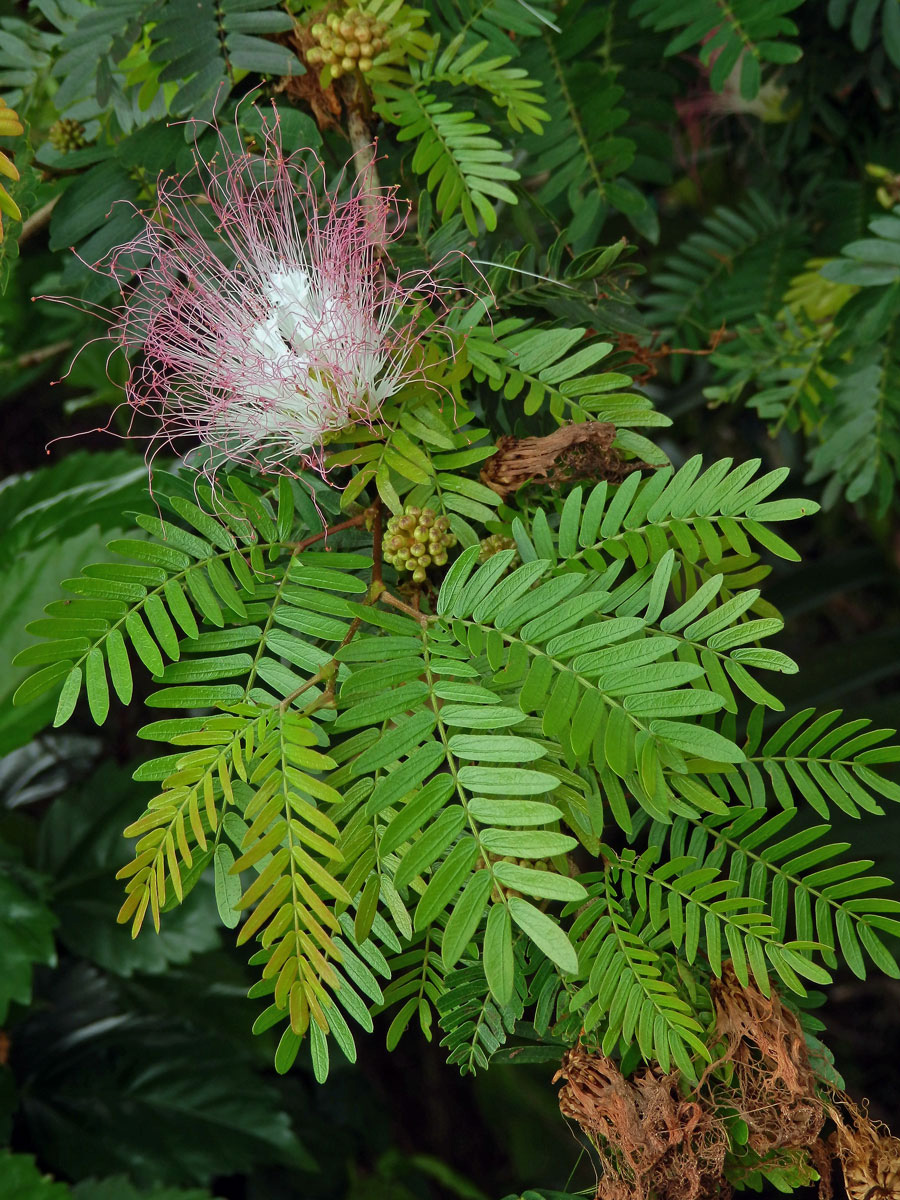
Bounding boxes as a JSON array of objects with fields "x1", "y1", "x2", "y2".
[{"x1": 104, "y1": 119, "x2": 442, "y2": 479}]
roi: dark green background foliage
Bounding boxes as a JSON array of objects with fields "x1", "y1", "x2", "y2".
[{"x1": 2, "y1": 0, "x2": 900, "y2": 1198}]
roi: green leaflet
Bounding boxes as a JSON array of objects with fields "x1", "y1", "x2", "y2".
[
  {"x1": 448, "y1": 734, "x2": 548, "y2": 762},
  {"x1": 493, "y1": 862, "x2": 586, "y2": 903},
  {"x1": 379, "y1": 776, "x2": 457, "y2": 857},
  {"x1": 442, "y1": 870, "x2": 493, "y2": 970},
  {"x1": 414, "y1": 837, "x2": 480, "y2": 930},
  {"x1": 214, "y1": 844, "x2": 241, "y2": 929},
  {"x1": 479, "y1": 830, "x2": 576, "y2": 857},
  {"x1": 456, "y1": 766, "x2": 559, "y2": 794},
  {"x1": 364, "y1": 742, "x2": 447, "y2": 815},
  {"x1": 508, "y1": 897, "x2": 578, "y2": 973},
  {"x1": 650, "y1": 720, "x2": 746, "y2": 763},
  {"x1": 483, "y1": 903, "x2": 515, "y2": 1005},
  {"x1": 467, "y1": 799, "x2": 562, "y2": 826},
  {"x1": 394, "y1": 806, "x2": 467, "y2": 890}
]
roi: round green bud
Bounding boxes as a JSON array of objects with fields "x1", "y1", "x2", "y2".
[
  {"x1": 341, "y1": 55, "x2": 355, "y2": 70},
  {"x1": 478, "y1": 533, "x2": 518, "y2": 565},
  {"x1": 358, "y1": 56, "x2": 373, "y2": 70},
  {"x1": 412, "y1": 567, "x2": 427, "y2": 583},
  {"x1": 50, "y1": 118, "x2": 89, "y2": 154}
]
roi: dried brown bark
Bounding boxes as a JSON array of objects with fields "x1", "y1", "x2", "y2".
[{"x1": 480, "y1": 421, "x2": 653, "y2": 499}]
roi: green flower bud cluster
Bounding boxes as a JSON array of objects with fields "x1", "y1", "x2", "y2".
[
  {"x1": 49, "y1": 118, "x2": 88, "y2": 153},
  {"x1": 307, "y1": 7, "x2": 390, "y2": 77},
  {"x1": 384, "y1": 507, "x2": 457, "y2": 583},
  {"x1": 478, "y1": 533, "x2": 519, "y2": 565}
]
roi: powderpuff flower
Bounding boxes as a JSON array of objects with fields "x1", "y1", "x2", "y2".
[{"x1": 95, "y1": 113, "x2": 447, "y2": 479}]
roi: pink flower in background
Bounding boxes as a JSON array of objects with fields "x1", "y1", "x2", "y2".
[{"x1": 103, "y1": 113, "x2": 444, "y2": 478}]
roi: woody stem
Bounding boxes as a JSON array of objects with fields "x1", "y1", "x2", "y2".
[
  {"x1": 292, "y1": 513, "x2": 367, "y2": 551},
  {"x1": 340, "y1": 76, "x2": 381, "y2": 208},
  {"x1": 347, "y1": 105, "x2": 378, "y2": 191}
]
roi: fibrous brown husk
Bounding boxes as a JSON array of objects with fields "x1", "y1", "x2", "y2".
[
  {"x1": 709, "y1": 965, "x2": 824, "y2": 1156},
  {"x1": 273, "y1": 30, "x2": 343, "y2": 132},
  {"x1": 552, "y1": 970, "x2": 899, "y2": 1200},
  {"x1": 827, "y1": 1098, "x2": 900, "y2": 1200},
  {"x1": 553, "y1": 1046, "x2": 730, "y2": 1200},
  {"x1": 479, "y1": 422, "x2": 652, "y2": 499}
]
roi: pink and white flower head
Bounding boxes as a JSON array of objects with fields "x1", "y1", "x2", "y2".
[{"x1": 99, "y1": 111, "x2": 446, "y2": 479}]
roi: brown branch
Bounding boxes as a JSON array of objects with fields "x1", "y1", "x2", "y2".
[
  {"x1": 370, "y1": 499, "x2": 383, "y2": 587},
  {"x1": 279, "y1": 668, "x2": 331, "y2": 712},
  {"x1": 615, "y1": 325, "x2": 734, "y2": 384},
  {"x1": 279, "y1": 521, "x2": 389, "y2": 713},
  {"x1": 292, "y1": 512, "x2": 367, "y2": 552},
  {"x1": 9, "y1": 339, "x2": 72, "y2": 369},
  {"x1": 278, "y1": 608, "x2": 366, "y2": 712},
  {"x1": 278, "y1": 505, "x2": 427, "y2": 714},
  {"x1": 278, "y1": 606, "x2": 366, "y2": 711},
  {"x1": 379, "y1": 588, "x2": 430, "y2": 627},
  {"x1": 18, "y1": 196, "x2": 59, "y2": 245}
]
